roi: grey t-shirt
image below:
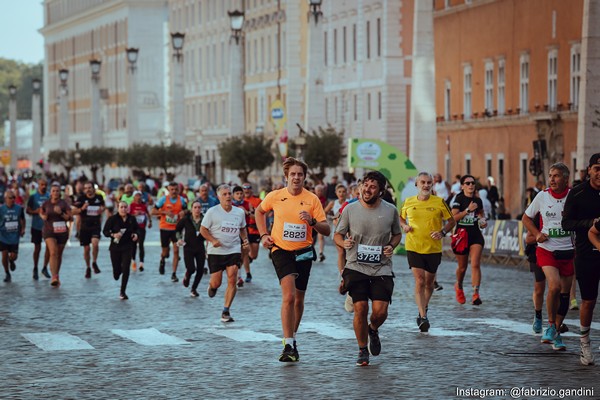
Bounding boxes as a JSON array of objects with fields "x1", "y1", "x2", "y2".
[
  {"x1": 335, "y1": 200, "x2": 401, "y2": 276},
  {"x1": 201, "y1": 205, "x2": 246, "y2": 255}
]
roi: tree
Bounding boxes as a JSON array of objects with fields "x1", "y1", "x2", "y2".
[
  {"x1": 299, "y1": 126, "x2": 345, "y2": 183},
  {"x1": 117, "y1": 142, "x2": 193, "y2": 181},
  {"x1": 78, "y1": 146, "x2": 117, "y2": 184},
  {"x1": 218, "y1": 133, "x2": 275, "y2": 183},
  {"x1": 48, "y1": 149, "x2": 79, "y2": 181}
]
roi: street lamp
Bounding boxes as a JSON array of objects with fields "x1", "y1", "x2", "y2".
[
  {"x1": 58, "y1": 68, "x2": 70, "y2": 150},
  {"x1": 90, "y1": 59, "x2": 101, "y2": 82},
  {"x1": 32, "y1": 79, "x2": 42, "y2": 170},
  {"x1": 32, "y1": 79, "x2": 41, "y2": 93},
  {"x1": 59, "y1": 69, "x2": 69, "y2": 85},
  {"x1": 8, "y1": 85, "x2": 17, "y2": 98},
  {"x1": 228, "y1": 10, "x2": 245, "y2": 44},
  {"x1": 295, "y1": 123, "x2": 308, "y2": 161},
  {"x1": 126, "y1": 47, "x2": 140, "y2": 146},
  {"x1": 308, "y1": 0, "x2": 323, "y2": 24},
  {"x1": 170, "y1": 32, "x2": 185, "y2": 62},
  {"x1": 126, "y1": 47, "x2": 139, "y2": 72},
  {"x1": 89, "y1": 59, "x2": 102, "y2": 147},
  {"x1": 8, "y1": 85, "x2": 17, "y2": 171}
]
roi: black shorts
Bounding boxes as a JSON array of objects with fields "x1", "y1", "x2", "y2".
[
  {"x1": 160, "y1": 230, "x2": 178, "y2": 248},
  {"x1": 79, "y1": 227, "x2": 101, "y2": 246},
  {"x1": 248, "y1": 233, "x2": 261, "y2": 244},
  {"x1": 465, "y1": 227, "x2": 485, "y2": 247},
  {"x1": 530, "y1": 261, "x2": 546, "y2": 283},
  {"x1": 43, "y1": 233, "x2": 69, "y2": 245},
  {"x1": 270, "y1": 249, "x2": 313, "y2": 291},
  {"x1": 0, "y1": 242, "x2": 19, "y2": 254},
  {"x1": 207, "y1": 253, "x2": 241, "y2": 273},
  {"x1": 31, "y1": 228, "x2": 43, "y2": 245},
  {"x1": 406, "y1": 251, "x2": 442, "y2": 274},
  {"x1": 342, "y1": 268, "x2": 394, "y2": 303},
  {"x1": 575, "y1": 254, "x2": 600, "y2": 301}
]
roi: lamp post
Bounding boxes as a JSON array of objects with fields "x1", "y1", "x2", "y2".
[
  {"x1": 32, "y1": 79, "x2": 42, "y2": 170},
  {"x1": 170, "y1": 32, "x2": 185, "y2": 144},
  {"x1": 304, "y1": 0, "x2": 325, "y2": 134},
  {"x1": 295, "y1": 123, "x2": 308, "y2": 161},
  {"x1": 8, "y1": 85, "x2": 17, "y2": 171},
  {"x1": 58, "y1": 68, "x2": 69, "y2": 151},
  {"x1": 90, "y1": 59, "x2": 102, "y2": 147},
  {"x1": 126, "y1": 47, "x2": 139, "y2": 146},
  {"x1": 228, "y1": 10, "x2": 246, "y2": 141}
]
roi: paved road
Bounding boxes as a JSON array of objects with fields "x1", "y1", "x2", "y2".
[{"x1": 0, "y1": 226, "x2": 598, "y2": 399}]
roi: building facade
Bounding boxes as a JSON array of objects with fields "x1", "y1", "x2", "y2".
[{"x1": 434, "y1": 0, "x2": 583, "y2": 217}]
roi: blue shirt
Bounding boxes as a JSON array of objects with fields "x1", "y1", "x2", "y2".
[
  {"x1": 195, "y1": 196, "x2": 218, "y2": 215},
  {"x1": 27, "y1": 191, "x2": 50, "y2": 230},
  {"x1": 0, "y1": 204, "x2": 24, "y2": 245}
]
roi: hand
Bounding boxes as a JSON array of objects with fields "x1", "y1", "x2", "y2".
[
  {"x1": 535, "y1": 232, "x2": 548, "y2": 243},
  {"x1": 467, "y1": 202, "x2": 478, "y2": 212},
  {"x1": 212, "y1": 239, "x2": 222, "y2": 248},
  {"x1": 54, "y1": 206, "x2": 62, "y2": 214},
  {"x1": 176, "y1": 239, "x2": 185, "y2": 247},
  {"x1": 343, "y1": 236, "x2": 355, "y2": 250},
  {"x1": 402, "y1": 224, "x2": 413, "y2": 233},
  {"x1": 383, "y1": 244, "x2": 394, "y2": 257},
  {"x1": 299, "y1": 211, "x2": 311, "y2": 223},
  {"x1": 261, "y1": 234, "x2": 274, "y2": 249},
  {"x1": 132, "y1": 233, "x2": 138, "y2": 242},
  {"x1": 430, "y1": 231, "x2": 444, "y2": 240},
  {"x1": 241, "y1": 238, "x2": 249, "y2": 249},
  {"x1": 114, "y1": 232, "x2": 123, "y2": 240}
]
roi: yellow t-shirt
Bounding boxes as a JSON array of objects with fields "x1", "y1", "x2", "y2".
[
  {"x1": 400, "y1": 195, "x2": 452, "y2": 254},
  {"x1": 260, "y1": 187, "x2": 326, "y2": 251}
]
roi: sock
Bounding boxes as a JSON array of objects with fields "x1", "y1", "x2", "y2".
[
  {"x1": 223, "y1": 307, "x2": 230, "y2": 313},
  {"x1": 456, "y1": 282, "x2": 463, "y2": 290},
  {"x1": 284, "y1": 337, "x2": 294, "y2": 346},
  {"x1": 535, "y1": 310, "x2": 542, "y2": 319},
  {"x1": 473, "y1": 285, "x2": 480, "y2": 293},
  {"x1": 359, "y1": 345, "x2": 368, "y2": 351},
  {"x1": 580, "y1": 326, "x2": 591, "y2": 343},
  {"x1": 548, "y1": 320, "x2": 555, "y2": 327}
]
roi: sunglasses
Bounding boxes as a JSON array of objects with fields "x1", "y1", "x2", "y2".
[
  {"x1": 242, "y1": 185, "x2": 252, "y2": 189},
  {"x1": 463, "y1": 181, "x2": 476, "y2": 186}
]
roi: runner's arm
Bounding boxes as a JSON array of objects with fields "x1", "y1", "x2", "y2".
[{"x1": 588, "y1": 221, "x2": 600, "y2": 251}]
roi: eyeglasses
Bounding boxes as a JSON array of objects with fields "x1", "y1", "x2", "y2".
[
  {"x1": 463, "y1": 181, "x2": 476, "y2": 186},
  {"x1": 242, "y1": 185, "x2": 251, "y2": 189}
]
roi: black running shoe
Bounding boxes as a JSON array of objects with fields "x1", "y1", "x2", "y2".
[
  {"x1": 190, "y1": 289, "x2": 199, "y2": 297},
  {"x1": 207, "y1": 286, "x2": 217, "y2": 298},
  {"x1": 434, "y1": 281, "x2": 443, "y2": 291},
  {"x1": 182, "y1": 272, "x2": 190, "y2": 287},
  {"x1": 356, "y1": 347, "x2": 370, "y2": 366},
  {"x1": 159, "y1": 258, "x2": 165, "y2": 275},
  {"x1": 204, "y1": 267, "x2": 208, "y2": 275},
  {"x1": 120, "y1": 292, "x2": 129, "y2": 300},
  {"x1": 418, "y1": 316, "x2": 430, "y2": 333},
  {"x1": 559, "y1": 323, "x2": 569, "y2": 334},
  {"x1": 9, "y1": 260, "x2": 16, "y2": 271},
  {"x1": 319, "y1": 253, "x2": 325, "y2": 262},
  {"x1": 279, "y1": 344, "x2": 298, "y2": 362},
  {"x1": 293, "y1": 341, "x2": 300, "y2": 361},
  {"x1": 367, "y1": 325, "x2": 381, "y2": 356},
  {"x1": 245, "y1": 273, "x2": 252, "y2": 283},
  {"x1": 85, "y1": 268, "x2": 91, "y2": 279},
  {"x1": 220, "y1": 311, "x2": 234, "y2": 323},
  {"x1": 4, "y1": 273, "x2": 11, "y2": 282},
  {"x1": 41, "y1": 266, "x2": 50, "y2": 279},
  {"x1": 171, "y1": 273, "x2": 179, "y2": 283},
  {"x1": 33, "y1": 268, "x2": 39, "y2": 281},
  {"x1": 92, "y1": 262, "x2": 101, "y2": 274}
]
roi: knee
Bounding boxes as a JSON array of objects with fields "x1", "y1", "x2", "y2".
[
  {"x1": 371, "y1": 309, "x2": 388, "y2": 322},
  {"x1": 281, "y1": 292, "x2": 295, "y2": 307}
]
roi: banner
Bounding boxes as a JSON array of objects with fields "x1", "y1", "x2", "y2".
[{"x1": 481, "y1": 220, "x2": 526, "y2": 257}]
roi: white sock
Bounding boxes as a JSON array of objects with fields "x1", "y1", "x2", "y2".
[{"x1": 284, "y1": 337, "x2": 294, "y2": 346}]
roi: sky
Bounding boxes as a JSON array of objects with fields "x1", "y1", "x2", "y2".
[{"x1": 0, "y1": 0, "x2": 45, "y2": 64}]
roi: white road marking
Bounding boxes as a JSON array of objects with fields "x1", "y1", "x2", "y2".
[
  {"x1": 207, "y1": 328, "x2": 281, "y2": 342},
  {"x1": 111, "y1": 328, "x2": 189, "y2": 346},
  {"x1": 22, "y1": 332, "x2": 94, "y2": 351},
  {"x1": 562, "y1": 318, "x2": 600, "y2": 331},
  {"x1": 385, "y1": 322, "x2": 480, "y2": 336},
  {"x1": 301, "y1": 321, "x2": 356, "y2": 339},
  {"x1": 460, "y1": 318, "x2": 579, "y2": 337}
]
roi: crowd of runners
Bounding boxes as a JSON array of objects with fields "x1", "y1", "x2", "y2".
[{"x1": 1, "y1": 153, "x2": 599, "y2": 367}]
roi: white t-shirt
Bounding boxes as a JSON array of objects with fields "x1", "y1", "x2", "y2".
[
  {"x1": 433, "y1": 181, "x2": 450, "y2": 200},
  {"x1": 524, "y1": 189, "x2": 573, "y2": 252},
  {"x1": 201, "y1": 205, "x2": 246, "y2": 255}
]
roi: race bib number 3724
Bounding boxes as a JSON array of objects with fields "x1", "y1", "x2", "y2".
[{"x1": 357, "y1": 244, "x2": 382, "y2": 264}]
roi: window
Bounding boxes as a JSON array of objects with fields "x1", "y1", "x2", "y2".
[
  {"x1": 548, "y1": 49, "x2": 558, "y2": 111},
  {"x1": 367, "y1": 93, "x2": 371, "y2": 120},
  {"x1": 334, "y1": 96, "x2": 338, "y2": 122},
  {"x1": 353, "y1": 94, "x2": 357, "y2": 121},
  {"x1": 463, "y1": 65, "x2": 472, "y2": 120},
  {"x1": 343, "y1": 26, "x2": 347, "y2": 63},
  {"x1": 444, "y1": 80, "x2": 451, "y2": 121},
  {"x1": 325, "y1": 97, "x2": 328, "y2": 122},
  {"x1": 497, "y1": 59, "x2": 505, "y2": 115},
  {"x1": 353, "y1": 24, "x2": 357, "y2": 61},
  {"x1": 376, "y1": 18, "x2": 381, "y2": 57},
  {"x1": 324, "y1": 31, "x2": 328, "y2": 66},
  {"x1": 484, "y1": 61, "x2": 494, "y2": 113},
  {"x1": 260, "y1": 37, "x2": 265, "y2": 72},
  {"x1": 378, "y1": 92, "x2": 382, "y2": 119},
  {"x1": 366, "y1": 21, "x2": 370, "y2": 59},
  {"x1": 465, "y1": 153, "x2": 472, "y2": 175},
  {"x1": 333, "y1": 28, "x2": 337, "y2": 65},
  {"x1": 497, "y1": 155, "x2": 504, "y2": 196},
  {"x1": 570, "y1": 44, "x2": 581, "y2": 110},
  {"x1": 520, "y1": 153, "x2": 528, "y2": 200},
  {"x1": 485, "y1": 154, "x2": 492, "y2": 178},
  {"x1": 520, "y1": 53, "x2": 529, "y2": 113}
]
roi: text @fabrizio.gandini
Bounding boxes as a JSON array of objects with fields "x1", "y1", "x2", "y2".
[{"x1": 455, "y1": 386, "x2": 594, "y2": 399}]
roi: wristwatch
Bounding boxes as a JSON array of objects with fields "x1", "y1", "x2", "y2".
[
  {"x1": 309, "y1": 218, "x2": 317, "y2": 226},
  {"x1": 441, "y1": 229, "x2": 447, "y2": 237}
]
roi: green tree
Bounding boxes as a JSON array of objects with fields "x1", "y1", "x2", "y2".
[
  {"x1": 298, "y1": 126, "x2": 345, "y2": 183},
  {"x1": 0, "y1": 58, "x2": 43, "y2": 133},
  {"x1": 48, "y1": 149, "x2": 79, "y2": 180},
  {"x1": 117, "y1": 142, "x2": 193, "y2": 181},
  {"x1": 78, "y1": 146, "x2": 117, "y2": 184},
  {"x1": 218, "y1": 133, "x2": 275, "y2": 183}
]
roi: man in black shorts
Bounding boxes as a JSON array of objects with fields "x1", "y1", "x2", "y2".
[
  {"x1": 26, "y1": 178, "x2": 50, "y2": 279},
  {"x1": 334, "y1": 171, "x2": 402, "y2": 366},
  {"x1": 562, "y1": 152, "x2": 600, "y2": 366},
  {"x1": 72, "y1": 181, "x2": 104, "y2": 278}
]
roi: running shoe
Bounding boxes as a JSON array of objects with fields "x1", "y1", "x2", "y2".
[
  {"x1": 454, "y1": 283, "x2": 466, "y2": 304},
  {"x1": 319, "y1": 253, "x2": 326, "y2": 262},
  {"x1": 4, "y1": 273, "x2": 11, "y2": 282},
  {"x1": 9, "y1": 260, "x2": 16, "y2": 271},
  {"x1": 221, "y1": 311, "x2": 234, "y2": 323},
  {"x1": 32, "y1": 268, "x2": 39, "y2": 281},
  {"x1": 356, "y1": 348, "x2": 370, "y2": 366},
  {"x1": 207, "y1": 285, "x2": 217, "y2": 298},
  {"x1": 92, "y1": 262, "x2": 101, "y2": 274},
  {"x1": 580, "y1": 341, "x2": 595, "y2": 366},
  {"x1": 344, "y1": 293, "x2": 354, "y2": 313},
  {"x1": 245, "y1": 273, "x2": 252, "y2": 283},
  {"x1": 552, "y1": 334, "x2": 566, "y2": 351},
  {"x1": 85, "y1": 268, "x2": 92, "y2": 279},
  {"x1": 237, "y1": 277, "x2": 244, "y2": 287},
  {"x1": 131, "y1": 261, "x2": 137, "y2": 271},
  {"x1": 159, "y1": 258, "x2": 165, "y2": 275},
  {"x1": 120, "y1": 292, "x2": 129, "y2": 300},
  {"x1": 279, "y1": 344, "x2": 298, "y2": 362},
  {"x1": 472, "y1": 293, "x2": 482, "y2": 306},
  {"x1": 532, "y1": 316, "x2": 543, "y2": 334},
  {"x1": 50, "y1": 276, "x2": 60, "y2": 287},
  {"x1": 293, "y1": 341, "x2": 300, "y2": 361},
  {"x1": 139, "y1": 262, "x2": 144, "y2": 272},
  {"x1": 434, "y1": 281, "x2": 443, "y2": 291},
  {"x1": 367, "y1": 326, "x2": 381, "y2": 356},
  {"x1": 41, "y1": 266, "x2": 50, "y2": 279},
  {"x1": 190, "y1": 289, "x2": 199, "y2": 297},
  {"x1": 541, "y1": 324, "x2": 557, "y2": 344},
  {"x1": 570, "y1": 299, "x2": 579, "y2": 310},
  {"x1": 182, "y1": 272, "x2": 190, "y2": 288},
  {"x1": 559, "y1": 323, "x2": 569, "y2": 334},
  {"x1": 204, "y1": 267, "x2": 208, "y2": 275},
  {"x1": 418, "y1": 316, "x2": 430, "y2": 333},
  {"x1": 171, "y1": 273, "x2": 179, "y2": 283}
]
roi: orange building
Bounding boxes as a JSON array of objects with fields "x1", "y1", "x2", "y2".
[{"x1": 433, "y1": 0, "x2": 583, "y2": 217}]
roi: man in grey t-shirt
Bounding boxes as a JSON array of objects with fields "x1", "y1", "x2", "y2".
[{"x1": 334, "y1": 171, "x2": 402, "y2": 367}]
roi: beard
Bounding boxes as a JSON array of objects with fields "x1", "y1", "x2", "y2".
[{"x1": 363, "y1": 193, "x2": 379, "y2": 205}]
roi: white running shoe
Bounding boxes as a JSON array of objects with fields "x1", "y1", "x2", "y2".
[
  {"x1": 344, "y1": 293, "x2": 354, "y2": 313},
  {"x1": 580, "y1": 340, "x2": 595, "y2": 366}
]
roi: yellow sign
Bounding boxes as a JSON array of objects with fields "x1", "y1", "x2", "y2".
[
  {"x1": 270, "y1": 99, "x2": 286, "y2": 135},
  {"x1": 0, "y1": 150, "x2": 10, "y2": 166}
]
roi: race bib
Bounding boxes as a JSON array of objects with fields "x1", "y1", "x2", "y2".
[
  {"x1": 357, "y1": 244, "x2": 382, "y2": 264},
  {"x1": 52, "y1": 221, "x2": 67, "y2": 233},
  {"x1": 282, "y1": 222, "x2": 307, "y2": 242},
  {"x1": 546, "y1": 220, "x2": 569, "y2": 238},
  {"x1": 135, "y1": 215, "x2": 146, "y2": 225},
  {"x1": 87, "y1": 205, "x2": 100, "y2": 216},
  {"x1": 165, "y1": 214, "x2": 179, "y2": 224},
  {"x1": 4, "y1": 221, "x2": 18, "y2": 232},
  {"x1": 220, "y1": 220, "x2": 239, "y2": 236},
  {"x1": 460, "y1": 214, "x2": 476, "y2": 226}
]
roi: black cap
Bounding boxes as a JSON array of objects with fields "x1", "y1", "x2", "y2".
[{"x1": 589, "y1": 153, "x2": 600, "y2": 167}]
